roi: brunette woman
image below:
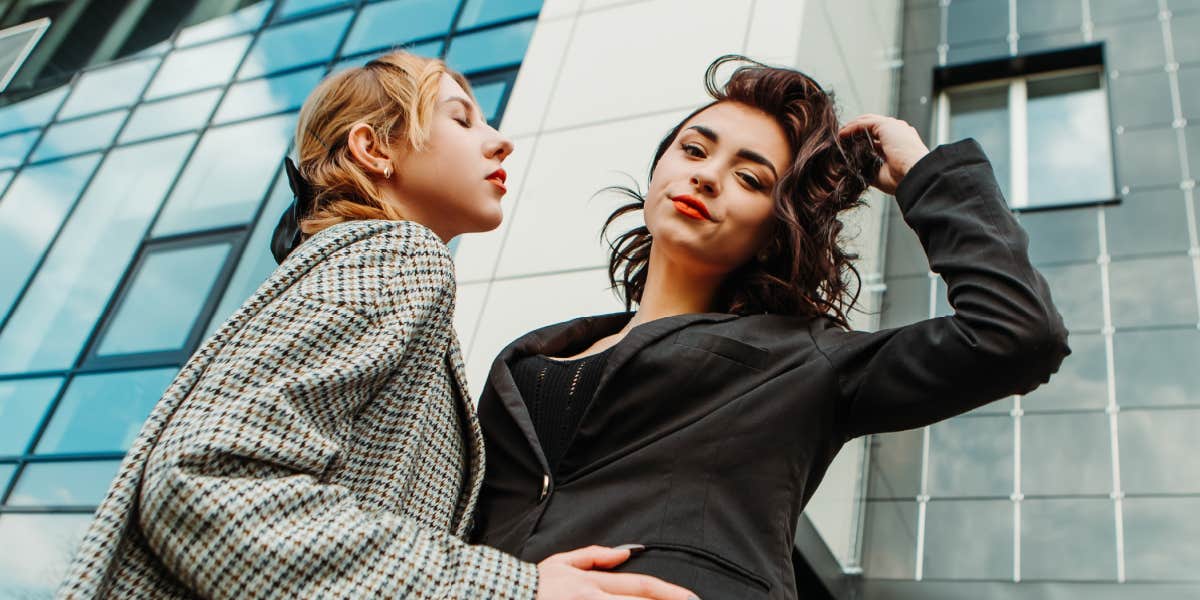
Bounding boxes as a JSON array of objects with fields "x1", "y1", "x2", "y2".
[
  {"x1": 57, "y1": 51, "x2": 695, "y2": 600},
  {"x1": 473, "y1": 55, "x2": 1070, "y2": 599}
]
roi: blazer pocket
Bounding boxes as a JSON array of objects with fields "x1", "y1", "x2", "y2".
[
  {"x1": 674, "y1": 331, "x2": 770, "y2": 371},
  {"x1": 618, "y1": 542, "x2": 771, "y2": 597}
]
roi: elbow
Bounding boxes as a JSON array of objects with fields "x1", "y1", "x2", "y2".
[{"x1": 1005, "y1": 310, "x2": 1072, "y2": 392}]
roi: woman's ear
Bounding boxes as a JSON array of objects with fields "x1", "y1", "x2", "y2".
[{"x1": 346, "y1": 122, "x2": 395, "y2": 178}]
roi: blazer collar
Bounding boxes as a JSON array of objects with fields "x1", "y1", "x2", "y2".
[
  {"x1": 446, "y1": 333, "x2": 484, "y2": 538},
  {"x1": 487, "y1": 311, "x2": 739, "y2": 472}
]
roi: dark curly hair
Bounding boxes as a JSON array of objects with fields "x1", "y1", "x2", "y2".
[{"x1": 603, "y1": 55, "x2": 881, "y2": 328}]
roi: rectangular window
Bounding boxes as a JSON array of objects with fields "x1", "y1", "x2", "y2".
[{"x1": 934, "y1": 46, "x2": 1117, "y2": 211}]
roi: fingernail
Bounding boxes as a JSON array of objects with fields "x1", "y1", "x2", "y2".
[
  {"x1": 688, "y1": 596, "x2": 702, "y2": 600},
  {"x1": 613, "y1": 543, "x2": 645, "y2": 553}
]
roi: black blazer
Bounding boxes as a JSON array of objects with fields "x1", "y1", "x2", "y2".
[{"x1": 472, "y1": 140, "x2": 1071, "y2": 599}]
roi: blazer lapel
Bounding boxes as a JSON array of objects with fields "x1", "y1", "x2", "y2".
[{"x1": 445, "y1": 333, "x2": 485, "y2": 538}]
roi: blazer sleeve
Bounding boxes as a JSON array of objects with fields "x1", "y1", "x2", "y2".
[
  {"x1": 136, "y1": 225, "x2": 538, "y2": 599},
  {"x1": 812, "y1": 139, "x2": 1072, "y2": 440}
]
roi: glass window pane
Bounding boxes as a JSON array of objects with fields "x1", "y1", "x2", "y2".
[
  {"x1": 96, "y1": 243, "x2": 233, "y2": 356},
  {"x1": 1018, "y1": 204, "x2": 1100, "y2": 265},
  {"x1": 0, "y1": 514, "x2": 93, "y2": 598},
  {"x1": 0, "y1": 378, "x2": 63, "y2": 456},
  {"x1": 6, "y1": 460, "x2": 122, "y2": 506},
  {"x1": 1038, "y1": 262, "x2": 1103, "y2": 332},
  {"x1": 1108, "y1": 255, "x2": 1198, "y2": 329},
  {"x1": 1123, "y1": 497, "x2": 1200, "y2": 581},
  {"x1": 1015, "y1": 0, "x2": 1083, "y2": 36},
  {"x1": 205, "y1": 171, "x2": 292, "y2": 337},
  {"x1": 867, "y1": 428, "x2": 924, "y2": 499},
  {"x1": 58, "y1": 57, "x2": 159, "y2": 120},
  {"x1": 1114, "y1": 126, "x2": 1180, "y2": 189},
  {"x1": 927, "y1": 416, "x2": 1013, "y2": 497},
  {"x1": 471, "y1": 79, "x2": 507, "y2": 123},
  {"x1": 0, "y1": 170, "x2": 10, "y2": 195},
  {"x1": 341, "y1": 0, "x2": 457, "y2": 56},
  {"x1": 1023, "y1": 332, "x2": 1107, "y2": 411},
  {"x1": 119, "y1": 89, "x2": 223, "y2": 144},
  {"x1": 28, "y1": 111, "x2": 125, "y2": 163},
  {"x1": 446, "y1": 20, "x2": 536, "y2": 74},
  {"x1": 0, "y1": 463, "x2": 14, "y2": 489},
  {"x1": 1114, "y1": 328, "x2": 1200, "y2": 408},
  {"x1": 458, "y1": 0, "x2": 542, "y2": 29},
  {"x1": 145, "y1": 36, "x2": 253, "y2": 100},
  {"x1": 947, "y1": 0, "x2": 1008, "y2": 46},
  {"x1": 1025, "y1": 72, "x2": 1114, "y2": 207},
  {"x1": 152, "y1": 114, "x2": 294, "y2": 237},
  {"x1": 176, "y1": 1, "x2": 272, "y2": 48},
  {"x1": 0, "y1": 87, "x2": 68, "y2": 135},
  {"x1": 880, "y1": 275, "x2": 930, "y2": 329},
  {"x1": 0, "y1": 129, "x2": 40, "y2": 169},
  {"x1": 0, "y1": 154, "x2": 103, "y2": 319},
  {"x1": 0, "y1": 134, "x2": 196, "y2": 375},
  {"x1": 861, "y1": 500, "x2": 918, "y2": 579},
  {"x1": 1109, "y1": 69, "x2": 1174, "y2": 129},
  {"x1": 35, "y1": 368, "x2": 175, "y2": 454},
  {"x1": 215, "y1": 66, "x2": 324, "y2": 124},
  {"x1": 1021, "y1": 498, "x2": 1116, "y2": 581},
  {"x1": 1021, "y1": 412, "x2": 1111, "y2": 495},
  {"x1": 1106, "y1": 189, "x2": 1193, "y2": 258},
  {"x1": 278, "y1": 0, "x2": 351, "y2": 20},
  {"x1": 238, "y1": 11, "x2": 352, "y2": 80},
  {"x1": 332, "y1": 41, "x2": 442, "y2": 73},
  {"x1": 923, "y1": 499, "x2": 1012, "y2": 579},
  {"x1": 948, "y1": 85, "x2": 1010, "y2": 200},
  {"x1": 1118, "y1": 408, "x2": 1200, "y2": 494}
]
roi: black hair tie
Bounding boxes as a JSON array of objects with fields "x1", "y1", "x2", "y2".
[{"x1": 271, "y1": 157, "x2": 317, "y2": 265}]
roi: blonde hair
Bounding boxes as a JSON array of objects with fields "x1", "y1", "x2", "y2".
[{"x1": 295, "y1": 50, "x2": 474, "y2": 236}]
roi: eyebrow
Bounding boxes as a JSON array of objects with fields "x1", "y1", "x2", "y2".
[
  {"x1": 686, "y1": 124, "x2": 779, "y2": 179},
  {"x1": 442, "y1": 96, "x2": 478, "y2": 119}
]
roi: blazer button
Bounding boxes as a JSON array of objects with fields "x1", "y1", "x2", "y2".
[{"x1": 538, "y1": 473, "x2": 551, "y2": 503}]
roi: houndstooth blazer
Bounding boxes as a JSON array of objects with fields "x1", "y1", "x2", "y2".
[{"x1": 57, "y1": 219, "x2": 538, "y2": 599}]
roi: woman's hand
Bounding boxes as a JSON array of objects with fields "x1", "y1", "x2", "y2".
[
  {"x1": 536, "y1": 545, "x2": 698, "y2": 599},
  {"x1": 839, "y1": 114, "x2": 929, "y2": 195}
]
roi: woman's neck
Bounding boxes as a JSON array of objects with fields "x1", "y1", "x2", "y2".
[{"x1": 622, "y1": 245, "x2": 724, "y2": 334}]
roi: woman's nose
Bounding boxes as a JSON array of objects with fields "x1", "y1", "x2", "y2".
[
  {"x1": 487, "y1": 130, "x2": 514, "y2": 161},
  {"x1": 690, "y1": 171, "x2": 718, "y2": 195}
]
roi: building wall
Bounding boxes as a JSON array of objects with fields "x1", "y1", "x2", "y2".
[{"x1": 865, "y1": 0, "x2": 1200, "y2": 596}]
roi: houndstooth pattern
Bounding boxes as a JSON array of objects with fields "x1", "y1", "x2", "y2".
[{"x1": 57, "y1": 220, "x2": 538, "y2": 599}]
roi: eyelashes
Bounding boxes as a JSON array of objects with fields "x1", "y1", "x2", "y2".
[{"x1": 680, "y1": 142, "x2": 766, "y2": 190}]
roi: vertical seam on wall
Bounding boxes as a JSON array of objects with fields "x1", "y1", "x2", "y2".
[{"x1": 1098, "y1": 207, "x2": 1126, "y2": 582}]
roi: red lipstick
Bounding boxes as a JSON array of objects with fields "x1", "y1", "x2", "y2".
[
  {"x1": 486, "y1": 167, "x2": 507, "y2": 193},
  {"x1": 671, "y1": 194, "x2": 712, "y2": 221}
]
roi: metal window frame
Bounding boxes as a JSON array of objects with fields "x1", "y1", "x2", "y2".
[{"x1": 0, "y1": 17, "x2": 51, "y2": 93}]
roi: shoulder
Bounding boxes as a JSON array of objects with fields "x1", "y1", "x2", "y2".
[{"x1": 290, "y1": 220, "x2": 455, "y2": 318}]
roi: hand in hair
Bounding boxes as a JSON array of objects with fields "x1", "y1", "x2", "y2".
[
  {"x1": 839, "y1": 114, "x2": 929, "y2": 195},
  {"x1": 536, "y1": 546, "x2": 698, "y2": 599}
]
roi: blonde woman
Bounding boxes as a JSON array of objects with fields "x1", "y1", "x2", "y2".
[{"x1": 57, "y1": 51, "x2": 696, "y2": 600}]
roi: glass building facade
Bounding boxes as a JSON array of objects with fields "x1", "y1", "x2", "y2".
[
  {"x1": 0, "y1": 0, "x2": 540, "y2": 595},
  {"x1": 863, "y1": 0, "x2": 1200, "y2": 597}
]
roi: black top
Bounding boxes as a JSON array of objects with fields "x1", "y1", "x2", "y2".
[
  {"x1": 472, "y1": 140, "x2": 1072, "y2": 599},
  {"x1": 511, "y1": 348, "x2": 613, "y2": 472}
]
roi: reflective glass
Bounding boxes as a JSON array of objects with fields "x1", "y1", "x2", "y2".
[
  {"x1": 1115, "y1": 126, "x2": 1180, "y2": 190},
  {"x1": 861, "y1": 500, "x2": 918, "y2": 579},
  {"x1": 331, "y1": 41, "x2": 442, "y2": 73},
  {"x1": 472, "y1": 79, "x2": 507, "y2": 123},
  {"x1": 0, "y1": 170, "x2": 10, "y2": 195},
  {"x1": 1021, "y1": 412, "x2": 1111, "y2": 495},
  {"x1": 923, "y1": 499, "x2": 1012, "y2": 579},
  {"x1": 0, "y1": 129, "x2": 39, "y2": 169},
  {"x1": 238, "y1": 10, "x2": 352, "y2": 80},
  {"x1": 341, "y1": 0, "x2": 457, "y2": 56},
  {"x1": 0, "y1": 87, "x2": 68, "y2": 135},
  {"x1": 0, "y1": 514, "x2": 93, "y2": 598},
  {"x1": 6, "y1": 460, "x2": 122, "y2": 506},
  {"x1": 1015, "y1": 0, "x2": 1082, "y2": 36},
  {"x1": 0, "y1": 463, "x2": 13, "y2": 490},
  {"x1": 1114, "y1": 328, "x2": 1200, "y2": 408},
  {"x1": 0, "y1": 378, "x2": 63, "y2": 456},
  {"x1": 58, "y1": 57, "x2": 158, "y2": 120},
  {"x1": 1021, "y1": 498, "x2": 1116, "y2": 581},
  {"x1": 119, "y1": 89, "x2": 223, "y2": 144},
  {"x1": 946, "y1": 0, "x2": 1008, "y2": 46},
  {"x1": 948, "y1": 85, "x2": 1010, "y2": 200},
  {"x1": 1090, "y1": 0, "x2": 1160, "y2": 23},
  {"x1": 1026, "y1": 72, "x2": 1114, "y2": 207},
  {"x1": 1108, "y1": 255, "x2": 1198, "y2": 329},
  {"x1": 215, "y1": 66, "x2": 324, "y2": 124},
  {"x1": 1173, "y1": 12, "x2": 1200, "y2": 66},
  {"x1": 1018, "y1": 207, "x2": 1100, "y2": 265},
  {"x1": 867, "y1": 428, "x2": 923, "y2": 499},
  {"x1": 446, "y1": 20, "x2": 536, "y2": 74},
  {"x1": 1092, "y1": 20, "x2": 1166, "y2": 73},
  {"x1": 1037, "y1": 262, "x2": 1103, "y2": 332},
  {"x1": 176, "y1": 1, "x2": 272, "y2": 48},
  {"x1": 152, "y1": 114, "x2": 293, "y2": 237},
  {"x1": 0, "y1": 135, "x2": 196, "y2": 374},
  {"x1": 1109, "y1": 69, "x2": 1174, "y2": 129},
  {"x1": 1181, "y1": 66, "x2": 1200, "y2": 120},
  {"x1": 145, "y1": 35, "x2": 253, "y2": 100},
  {"x1": 1123, "y1": 497, "x2": 1200, "y2": 581},
  {"x1": 1118, "y1": 409, "x2": 1200, "y2": 494},
  {"x1": 927, "y1": 416, "x2": 1012, "y2": 497},
  {"x1": 1106, "y1": 190, "x2": 1193, "y2": 258},
  {"x1": 879, "y1": 275, "x2": 930, "y2": 329},
  {"x1": 278, "y1": 0, "x2": 350, "y2": 19},
  {"x1": 28, "y1": 111, "x2": 125, "y2": 163},
  {"x1": 884, "y1": 214, "x2": 929, "y2": 277},
  {"x1": 946, "y1": 41, "x2": 1010, "y2": 67},
  {"x1": 1023, "y1": 332, "x2": 1107, "y2": 411},
  {"x1": 35, "y1": 368, "x2": 175, "y2": 454},
  {"x1": 0, "y1": 154, "x2": 103, "y2": 319},
  {"x1": 458, "y1": 0, "x2": 542, "y2": 28},
  {"x1": 96, "y1": 243, "x2": 233, "y2": 356},
  {"x1": 205, "y1": 171, "x2": 292, "y2": 336}
]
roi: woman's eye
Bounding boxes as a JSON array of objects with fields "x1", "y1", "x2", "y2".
[
  {"x1": 682, "y1": 143, "x2": 705, "y2": 157},
  {"x1": 455, "y1": 116, "x2": 471, "y2": 127},
  {"x1": 739, "y1": 173, "x2": 764, "y2": 190}
]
